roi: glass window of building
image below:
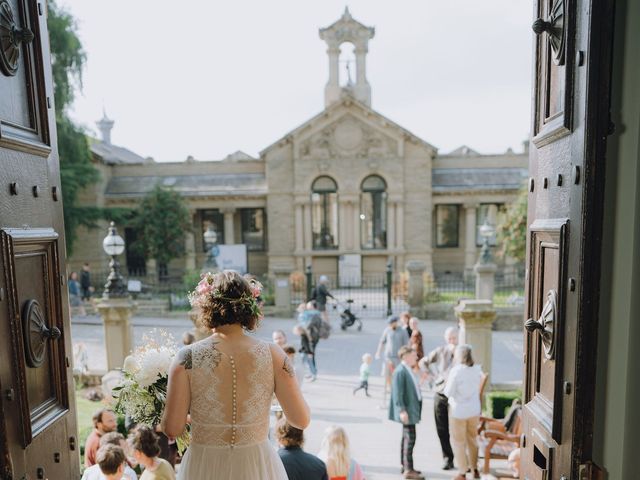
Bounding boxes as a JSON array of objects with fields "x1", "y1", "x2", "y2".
[
  {"x1": 240, "y1": 208, "x2": 267, "y2": 251},
  {"x1": 200, "y1": 209, "x2": 224, "y2": 252},
  {"x1": 311, "y1": 176, "x2": 339, "y2": 250},
  {"x1": 476, "y1": 204, "x2": 506, "y2": 246},
  {"x1": 435, "y1": 205, "x2": 460, "y2": 247},
  {"x1": 360, "y1": 175, "x2": 387, "y2": 249}
]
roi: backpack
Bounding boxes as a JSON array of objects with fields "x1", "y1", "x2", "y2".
[{"x1": 318, "y1": 319, "x2": 332, "y2": 340}]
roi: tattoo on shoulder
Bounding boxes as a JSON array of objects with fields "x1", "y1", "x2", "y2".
[
  {"x1": 282, "y1": 356, "x2": 295, "y2": 378},
  {"x1": 177, "y1": 347, "x2": 193, "y2": 370}
]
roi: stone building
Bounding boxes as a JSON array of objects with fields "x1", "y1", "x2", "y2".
[{"x1": 70, "y1": 9, "x2": 527, "y2": 284}]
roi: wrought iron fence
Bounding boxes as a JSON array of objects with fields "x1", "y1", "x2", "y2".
[{"x1": 426, "y1": 271, "x2": 525, "y2": 308}]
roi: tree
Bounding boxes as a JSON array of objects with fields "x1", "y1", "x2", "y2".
[
  {"x1": 48, "y1": 0, "x2": 102, "y2": 254},
  {"x1": 497, "y1": 187, "x2": 528, "y2": 262},
  {"x1": 130, "y1": 186, "x2": 191, "y2": 274}
]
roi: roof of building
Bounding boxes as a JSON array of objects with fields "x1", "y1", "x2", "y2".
[
  {"x1": 105, "y1": 173, "x2": 267, "y2": 198},
  {"x1": 444, "y1": 145, "x2": 481, "y2": 157},
  {"x1": 90, "y1": 139, "x2": 148, "y2": 165},
  {"x1": 260, "y1": 93, "x2": 437, "y2": 156},
  {"x1": 432, "y1": 168, "x2": 527, "y2": 192}
]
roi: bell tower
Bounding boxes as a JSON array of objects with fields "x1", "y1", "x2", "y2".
[{"x1": 319, "y1": 8, "x2": 375, "y2": 107}]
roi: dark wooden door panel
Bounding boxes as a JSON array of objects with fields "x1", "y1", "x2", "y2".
[
  {"x1": 524, "y1": 0, "x2": 614, "y2": 477},
  {"x1": 0, "y1": 0, "x2": 78, "y2": 477}
]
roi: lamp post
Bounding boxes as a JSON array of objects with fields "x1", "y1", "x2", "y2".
[
  {"x1": 102, "y1": 222, "x2": 127, "y2": 298},
  {"x1": 478, "y1": 220, "x2": 495, "y2": 265},
  {"x1": 97, "y1": 221, "x2": 136, "y2": 371},
  {"x1": 474, "y1": 219, "x2": 497, "y2": 301}
]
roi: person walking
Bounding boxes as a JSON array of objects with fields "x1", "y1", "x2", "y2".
[
  {"x1": 419, "y1": 326, "x2": 458, "y2": 470},
  {"x1": 275, "y1": 418, "x2": 328, "y2": 480},
  {"x1": 353, "y1": 353, "x2": 372, "y2": 397},
  {"x1": 443, "y1": 345, "x2": 484, "y2": 480},
  {"x1": 80, "y1": 262, "x2": 93, "y2": 301},
  {"x1": 311, "y1": 275, "x2": 335, "y2": 324},
  {"x1": 375, "y1": 316, "x2": 410, "y2": 389},
  {"x1": 389, "y1": 346, "x2": 423, "y2": 479},
  {"x1": 409, "y1": 318, "x2": 424, "y2": 362},
  {"x1": 162, "y1": 270, "x2": 309, "y2": 479}
]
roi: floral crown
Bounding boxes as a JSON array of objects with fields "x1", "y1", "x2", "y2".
[{"x1": 188, "y1": 271, "x2": 263, "y2": 319}]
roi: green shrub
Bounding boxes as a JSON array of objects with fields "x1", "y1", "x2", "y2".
[{"x1": 484, "y1": 390, "x2": 522, "y2": 419}]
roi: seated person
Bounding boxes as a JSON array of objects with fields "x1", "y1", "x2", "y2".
[
  {"x1": 82, "y1": 432, "x2": 138, "y2": 479},
  {"x1": 93, "y1": 444, "x2": 134, "y2": 480},
  {"x1": 276, "y1": 417, "x2": 328, "y2": 480}
]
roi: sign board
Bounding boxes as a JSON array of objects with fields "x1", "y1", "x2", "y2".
[
  {"x1": 339, "y1": 254, "x2": 362, "y2": 287},
  {"x1": 214, "y1": 244, "x2": 248, "y2": 274},
  {"x1": 127, "y1": 280, "x2": 142, "y2": 293}
]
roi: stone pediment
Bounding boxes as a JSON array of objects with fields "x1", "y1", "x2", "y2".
[{"x1": 297, "y1": 114, "x2": 398, "y2": 162}]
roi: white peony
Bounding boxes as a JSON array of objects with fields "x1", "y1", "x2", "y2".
[{"x1": 134, "y1": 347, "x2": 173, "y2": 388}]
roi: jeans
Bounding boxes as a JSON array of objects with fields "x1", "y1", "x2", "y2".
[{"x1": 302, "y1": 353, "x2": 317, "y2": 376}]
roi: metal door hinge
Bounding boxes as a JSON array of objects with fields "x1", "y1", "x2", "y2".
[{"x1": 579, "y1": 461, "x2": 605, "y2": 480}]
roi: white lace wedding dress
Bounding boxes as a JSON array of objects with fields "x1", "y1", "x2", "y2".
[{"x1": 177, "y1": 338, "x2": 287, "y2": 479}]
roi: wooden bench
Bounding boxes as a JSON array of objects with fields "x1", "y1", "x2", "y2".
[{"x1": 477, "y1": 402, "x2": 522, "y2": 475}]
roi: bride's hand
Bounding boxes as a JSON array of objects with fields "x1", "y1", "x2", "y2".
[{"x1": 270, "y1": 344, "x2": 310, "y2": 430}]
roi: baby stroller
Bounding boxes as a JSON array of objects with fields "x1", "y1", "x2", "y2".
[{"x1": 335, "y1": 299, "x2": 362, "y2": 331}]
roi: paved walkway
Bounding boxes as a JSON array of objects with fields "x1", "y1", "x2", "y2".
[{"x1": 71, "y1": 313, "x2": 522, "y2": 479}]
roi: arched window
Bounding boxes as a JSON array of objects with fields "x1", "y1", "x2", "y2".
[
  {"x1": 311, "y1": 176, "x2": 339, "y2": 250},
  {"x1": 360, "y1": 175, "x2": 387, "y2": 249}
]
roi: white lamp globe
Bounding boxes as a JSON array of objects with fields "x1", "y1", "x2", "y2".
[
  {"x1": 103, "y1": 222, "x2": 125, "y2": 256},
  {"x1": 479, "y1": 221, "x2": 495, "y2": 239}
]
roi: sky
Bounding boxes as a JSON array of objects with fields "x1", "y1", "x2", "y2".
[{"x1": 60, "y1": 0, "x2": 533, "y2": 162}]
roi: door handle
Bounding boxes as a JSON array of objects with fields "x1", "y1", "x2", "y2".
[
  {"x1": 22, "y1": 299, "x2": 61, "y2": 368},
  {"x1": 531, "y1": 0, "x2": 566, "y2": 66},
  {"x1": 525, "y1": 289, "x2": 557, "y2": 359}
]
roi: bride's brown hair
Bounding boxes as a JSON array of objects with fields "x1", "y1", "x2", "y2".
[{"x1": 198, "y1": 270, "x2": 260, "y2": 331}]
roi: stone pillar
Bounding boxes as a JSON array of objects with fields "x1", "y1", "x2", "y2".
[
  {"x1": 396, "y1": 203, "x2": 404, "y2": 250},
  {"x1": 475, "y1": 262, "x2": 497, "y2": 301},
  {"x1": 454, "y1": 299, "x2": 496, "y2": 378},
  {"x1": 324, "y1": 46, "x2": 341, "y2": 107},
  {"x1": 223, "y1": 209, "x2": 235, "y2": 244},
  {"x1": 303, "y1": 204, "x2": 313, "y2": 251},
  {"x1": 97, "y1": 298, "x2": 137, "y2": 371},
  {"x1": 145, "y1": 258, "x2": 157, "y2": 283},
  {"x1": 464, "y1": 204, "x2": 478, "y2": 276},
  {"x1": 185, "y1": 211, "x2": 197, "y2": 271},
  {"x1": 273, "y1": 265, "x2": 292, "y2": 312},
  {"x1": 387, "y1": 202, "x2": 396, "y2": 250},
  {"x1": 352, "y1": 201, "x2": 360, "y2": 250},
  {"x1": 339, "y1": 200, "x2": 348, "y2": 250},
  {"x1": 406, "y1": 260, "x2": 426, "y2": 312},
  {"x1": 295, "y1": 204, "x2": 304, "y2": 253}
]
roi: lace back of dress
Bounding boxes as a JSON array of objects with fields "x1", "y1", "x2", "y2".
[{"x1": 189, "y1": 339, "x2": 274, "y2": 447}]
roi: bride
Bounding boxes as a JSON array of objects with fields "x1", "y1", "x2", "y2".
[{"x1": 161, "y1": 270, "x2": 310, "y2": 479}]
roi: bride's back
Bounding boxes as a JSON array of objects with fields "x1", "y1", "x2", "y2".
[{"x1": 188, "y1": 336, "x2": 274, "y2": 448}]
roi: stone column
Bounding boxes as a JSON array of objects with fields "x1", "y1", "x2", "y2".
[
  {"x1": 272, "y1": 265, "x2": 292, "y2": 313},
  {"x1": 145, "y1": 258, "x2": 157, "y2": 284},
  {"x1": 339, "y1": 200, "x2": 348, "y2": 250},
  {"x1": 387, "y1": 202, "x2": 396, "y2": 250},
  {"x1": 223, "y1": 209, "x2": 235, "y2": 244},
  {"x1": 97, "y1": 298, "x2": 137, "y2": 371},
  {"x1": 185, "y1": 211, "x2": 197, "y2": 271},
  {"x1": 464, "y1": 204, "x2": 478, "y2": 276},
  {"x1": 396, "y1": 203, "x2": 404, "y2": 250},
  {"x1": 295, "y1": 204, "x2": 304, "y2": 253},
  {"x1": 303, "y1": 204, "x2": 313, "y2": 251},
  {"x1": 352, "y1": 201, "x2": 361, "y2": 250},
  {"x1": 475, "y1": 262, "x2": 497, "y2": 301},
  {"x1": 454, "y1": 299, "x2": 496, "y2": 378},
  {"x1": 406, "y1": 260, "x2": 426, "y2": 312}
]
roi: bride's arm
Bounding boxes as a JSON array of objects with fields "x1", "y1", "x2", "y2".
[
  {"x1": 161, "y1": 347, "x2": 192, "y2": 438},
  {"x1": 271, "y1": 344, "x2": 310, "y2": 429}
]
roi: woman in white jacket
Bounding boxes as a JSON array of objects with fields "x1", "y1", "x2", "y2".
[{"x1": 443, "y1": 344, "x2": 484, "y2": 480}]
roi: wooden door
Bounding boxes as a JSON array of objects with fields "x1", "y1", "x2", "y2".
[
  {"x1": 0, "y1": 0, "x2": 79, "y2": 478},
  {"x1": 523, "y1": 0, "x2": 613, "y2": 478}
]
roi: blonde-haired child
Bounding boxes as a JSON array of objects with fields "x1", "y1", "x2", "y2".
[{"x1": 353, "y1": 353, "x2": 373, "y2": 397}]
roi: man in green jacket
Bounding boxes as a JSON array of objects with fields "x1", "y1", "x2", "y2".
[{"x1": 389, "y1": 346, "x2": 424, "y2": 479}]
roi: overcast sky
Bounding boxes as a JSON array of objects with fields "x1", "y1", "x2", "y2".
[{"x1": 60, "y1": 0, "x2": 533, "y2": 162}]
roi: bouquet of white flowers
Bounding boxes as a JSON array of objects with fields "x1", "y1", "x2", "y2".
[{"x1": 113, "y1": 329, "x2": 189, "y2": 453}]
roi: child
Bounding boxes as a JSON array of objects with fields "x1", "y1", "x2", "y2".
[
  {"x1": 353, "y1": 353, "x2": 373, "y2": 397},
  {"x1": 283, "y1": 344, "x2": 305, "y2": 386}
]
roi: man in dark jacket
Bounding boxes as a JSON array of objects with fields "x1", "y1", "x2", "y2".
[
  {"x1": 389, "y1": 346, "x2": 424, "y2": 479},
  {"x1": 80, "y1": 262, "x2": 92, "y2": 301},
  {"x1": 276, "y1": 418, "x2": 328, "y2": 480},
  {"x1": 311, "y1": 275, "x2": 334, "y2": 324}
]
